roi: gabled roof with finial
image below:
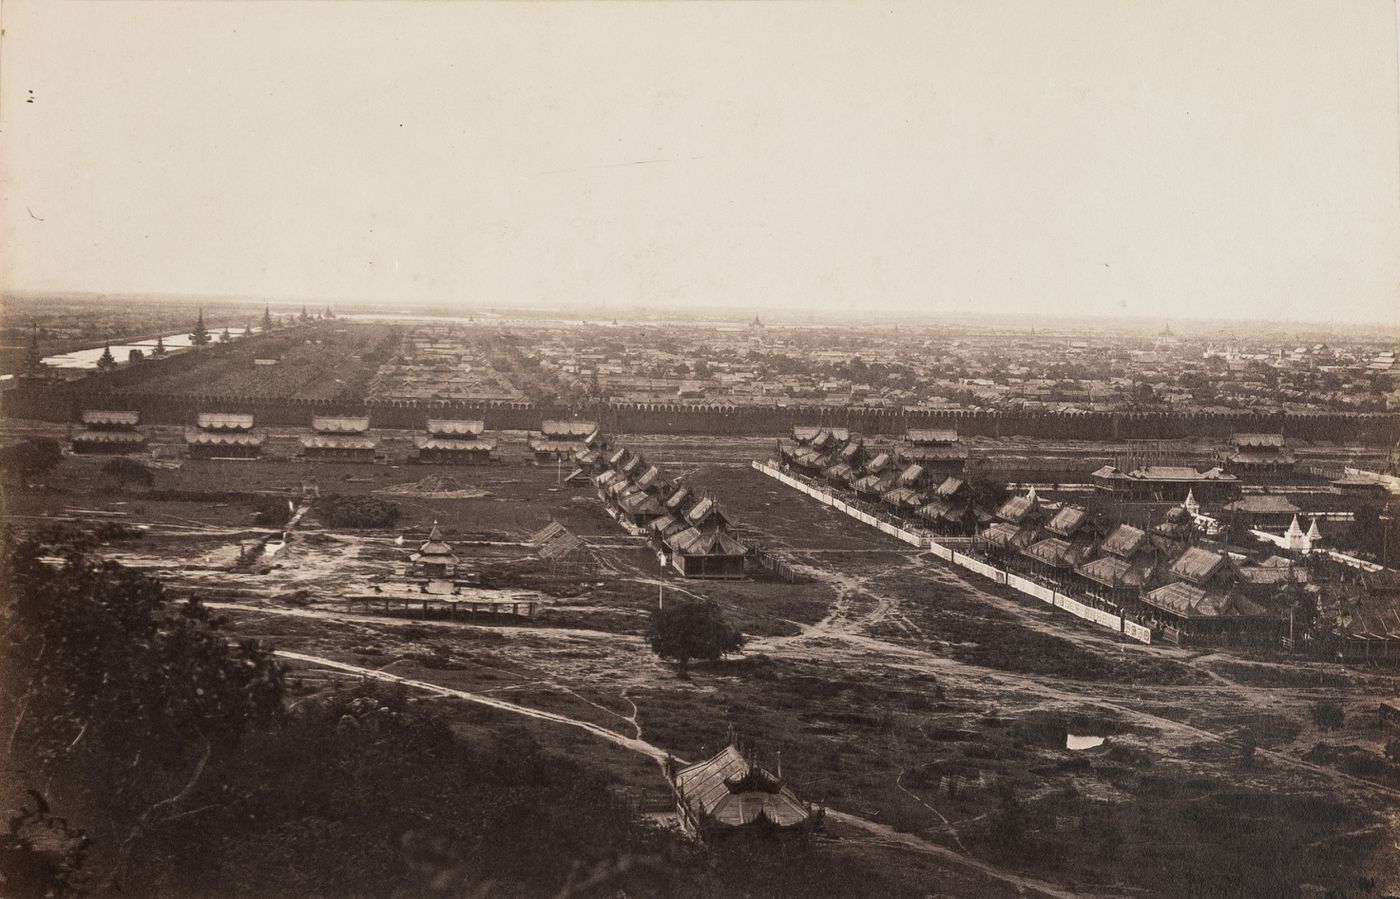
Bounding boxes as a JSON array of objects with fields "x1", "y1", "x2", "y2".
[
  {"x1": 413, "y1": 523, "x2": 458, "y2": 563},
  {"x1": 673, "y1": 745, "x2": 814, "y2": 829}
]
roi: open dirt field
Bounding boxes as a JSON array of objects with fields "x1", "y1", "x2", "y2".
[{"x1": 5, "y1": 437, "x2": 1400, "y2": 897}]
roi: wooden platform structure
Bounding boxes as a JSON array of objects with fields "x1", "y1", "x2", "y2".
[{"x1": 346, "y1": 592, "x2": 541, "y2": 620}]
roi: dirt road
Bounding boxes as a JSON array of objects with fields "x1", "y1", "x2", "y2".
[{"x1": 277, "y1": 648, "x2": 1087, "y2": 899}]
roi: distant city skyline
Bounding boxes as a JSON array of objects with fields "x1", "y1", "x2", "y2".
[{"x1": 3, "y1": 1, "x2": 1399, "y2": 325}]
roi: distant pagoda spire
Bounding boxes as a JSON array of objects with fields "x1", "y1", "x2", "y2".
[
  {"x1": 22, "y1": 325, "x2": 46, "y2": 373},
  {"x1": 1285, "y1": 514, "x2": 1309, "y2": 553}
]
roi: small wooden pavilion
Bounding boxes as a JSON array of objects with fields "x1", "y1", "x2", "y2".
[
  {"x1": 187, "y1": 412, "x2": 263, "y2": 459},
  {"x1": 302, "y1": 416, "x2": 377, "y2": 462},
  {"x1": 664, "y1": 528, "x2": 747, "y2": 578},
  {"x1": 529, "y1": 420, "x2": 602, "y2": 462},
  {"x1": 1223, "y1": 433, "x2": 1296, "y2": 478},
  {"x1": 900, "y1": 428, "x2": 968, "y2": 473},
  {"x1": 72, "y1": 410, "x2": 146, "y2": 454},
  {"x1": 416, "y1": 419, "x2": 495, "y2": 464},
  {"x1": 410, "y1": 523, "x2": 459, "y2": 579},
  {"x1": 670, "y1": 745, "x2": 823, "y2": 841}
]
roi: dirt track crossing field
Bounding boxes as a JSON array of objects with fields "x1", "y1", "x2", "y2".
[{"x1": 11, "y1": 443, "x2": 1400, "y2": 896}]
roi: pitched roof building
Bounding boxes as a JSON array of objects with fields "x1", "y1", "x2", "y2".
[{"x1": 671, "y1": 745, "x2": 822, "y2": 839}]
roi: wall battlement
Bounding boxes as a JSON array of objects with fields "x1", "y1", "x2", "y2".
[{"x1": 4, "y1": 383, "x2": 1396, "y2": 444}]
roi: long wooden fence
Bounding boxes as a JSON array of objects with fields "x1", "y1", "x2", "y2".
[{"x1": 752, "y1": 461, "x2": 1153, "y2": 644}]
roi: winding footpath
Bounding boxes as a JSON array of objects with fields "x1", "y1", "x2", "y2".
[{"x1": 275, "y1": 649, "x2": 1083, "y2": 899}]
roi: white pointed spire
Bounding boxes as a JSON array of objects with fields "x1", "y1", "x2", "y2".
[
  {"x1": 1306, "y1": 518, "x2": 1322, "y2": 541},
  {"x1": 1184, "y1": 489, "x2": 1199, "y2": 517},
  {"x1": 1026, "y1": 485, "x2": 1038, "y2": 504},
  {"x1": 1285, "y1": 514, "x2": 1307, "y2": 553}
]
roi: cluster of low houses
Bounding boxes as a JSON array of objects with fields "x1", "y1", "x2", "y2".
[
  {"x1": 779, "y1": 424, "x2": 1400, "y2": 658},
  {"x1": 980, "y1": 489, "x2": 1400, "y2": 655},
  {"x1": 977, "y1": 488, "x2": 1284, "y2": 643},
  {"x1": 584, "y1": 443, "x2": 748, "y2": 579},
  {"x1": 781, "y1": 426, "x2": 986, "y2": 533}
]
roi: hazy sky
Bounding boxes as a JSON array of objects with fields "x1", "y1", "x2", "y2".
[{"x1": 2, "y1": 1, "x2": 1399, "y2": 324}]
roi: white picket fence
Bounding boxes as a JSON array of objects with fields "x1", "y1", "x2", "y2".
[
  {"x1": 752, "y1": 461, "x2": 1152, "y2": 644},
  {"x1": 752, "y1": 461, "x2": 926, "y2": 547}
]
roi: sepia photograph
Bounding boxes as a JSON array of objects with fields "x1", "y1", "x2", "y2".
[{"x1": 2, "y1": 1, "x2": 1399, "y2": 896}]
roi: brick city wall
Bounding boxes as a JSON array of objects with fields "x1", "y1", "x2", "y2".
[{"x1": 4, "y1": 383, "x2": 1397, "y2": 444}]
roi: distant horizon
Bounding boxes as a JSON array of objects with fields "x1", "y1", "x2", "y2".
[
  {"x1": 3, "y1": 2, "x2": 1398, "y2": 328},
  {"x1": 3, "y1": 288, "x2": 1396, "y2": 338}
]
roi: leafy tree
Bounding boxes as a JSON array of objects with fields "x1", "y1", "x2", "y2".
[
  {"x1": 219, "y1": 327, "x2": 232, "y2": 343},
  {"x1": 152, "y1": 336, "x2": 167, "y2": 356},
  {"x1": 647, "y1": 599, "x2": 745, "y2": 677},
  {"x1": 261, "y1": 305, "x2": 274, "y2": 331},
  {"x1": 0, "y1": 438, "x2": 62, "y2": 483},
  {"x1": 1312, "y1": 701, "x2": 1345, "y2": 732},
  {"x1": 96, "y1": 345, "x2": 117, "y2": 372},
  {"x1": 0, "y1": 540, "x2": 283, "y2": 887},
  {"x1": 100, "y1": 457, "x2": 154, "y2": 488},
  {"x1": 190, "y1": 310, "x2": 211, "y2": 346}
]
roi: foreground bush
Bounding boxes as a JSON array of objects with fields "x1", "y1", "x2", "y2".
[{"x1": 314, "y1": 494, "x2": 400, "y2": 529}]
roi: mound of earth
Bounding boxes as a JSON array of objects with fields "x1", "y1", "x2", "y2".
[{"x1": 377, "y1": 475, "x2": 491, "y2": 499}]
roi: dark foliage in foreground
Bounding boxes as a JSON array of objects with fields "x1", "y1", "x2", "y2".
[
  {"x1": 0, "y1": 537, "x2": 966, "y2": 898},
  {"x1": 0, "y1": 538, "x2": 283, "y2": 894}
]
